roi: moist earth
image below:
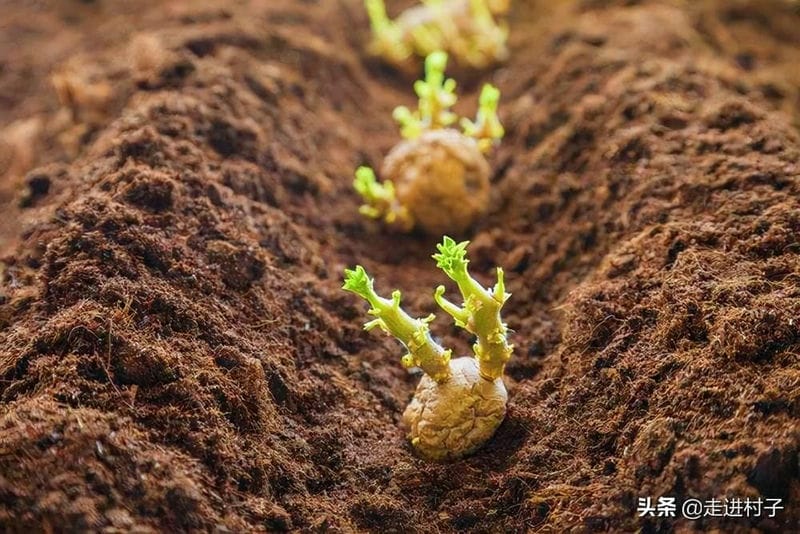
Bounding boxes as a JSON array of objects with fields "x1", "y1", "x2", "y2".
[{"x1": 1, "y1": 0, "x2": 799, "y2": 532}]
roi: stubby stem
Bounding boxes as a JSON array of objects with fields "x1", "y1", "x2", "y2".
[
  {"x1": 393, "y1": 51, "x2": 458, "y2": 139},
  {"x1": 353, "y1": 166, "x2": 414, "y2": 230},
  {"x1": 364, "y1": 0, "x2": 411, "y2": 63},
  {"x1": 433, "y1": 285, "x2": 470, "y2": 329},
  {"x1": 433, "y1": 237, "x2": 513, "y2": 380},
  {"x1": 343, "y1": 266, "x2": 452, "y2": 382},
  {"x1": 461, "y1": 83, "x2": 504, "y2": 153}
]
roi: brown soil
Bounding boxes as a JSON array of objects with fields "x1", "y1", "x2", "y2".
[{"x1": 1, "y1": 0, "x2": 800, "y2": 532}]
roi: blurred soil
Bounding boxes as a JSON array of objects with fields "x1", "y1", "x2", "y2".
[{"x1": 1, "y1": 0, "x2": 799, "y2": 532}]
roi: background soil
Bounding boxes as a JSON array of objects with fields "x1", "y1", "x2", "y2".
[{"x1": 1, "y1": 0, "x2": 800, "y2": 532}]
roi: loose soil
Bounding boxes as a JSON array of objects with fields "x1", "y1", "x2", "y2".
[{"x1": 1, "y1": 0, "x2": 800, "y2": 532}]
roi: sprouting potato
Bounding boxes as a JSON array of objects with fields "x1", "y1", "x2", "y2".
[
  {"x1": 353, "y1": 51, "x2": 504, "y2": 234},
  {"x1": 343, "y1": 237, "x2": 513, "y2": 460},
  {"x1": 383, "y1": 128, "x2": 490, "y2": 235}
]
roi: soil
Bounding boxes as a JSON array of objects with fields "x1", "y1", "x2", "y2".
[{"x1": 1, "y1": 0, "x2": 800, "y2": 532}]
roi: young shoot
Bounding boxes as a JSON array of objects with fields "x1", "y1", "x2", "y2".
[
  {"x1": 364, "y1": 0, "x2": 413, "y2": 64},
  {"x1": 393, "y1": 51, "x2": 458, "y2": 139},
  {"x1": 353, "y1": 51, "x2": 503, "y2": 235},
  {"x1": 433, "y1": 236, "x2": 512, "y2": 380},
  {"x1": 353, "y1": 166, "x2": 413, "y2": 231},
  {"x1": 343, "y1": 265, "x2": 452, "y2": 382},
  {"x1": 343, "y1": 236, "x2": 512, "y2": 461},
  {"x1": 364, "y1": 0, "x2": 509, "y2": 69},
  {"x1": 461, "y1": 83, "x2": 505, "y2": 153}
]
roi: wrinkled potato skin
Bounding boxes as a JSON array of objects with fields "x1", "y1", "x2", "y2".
[
  {"x1": 382, "y1": 129, "x2": 490, "y2": 235},
  {"x1": 403, "y1": 357, "x2": 507, "y2": 461}
]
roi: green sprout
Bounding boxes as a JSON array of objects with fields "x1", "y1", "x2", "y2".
[
  {"x1": 392, "y1": 51, "x2": 458, "y2": 139},
  {"x1": 343, "y1": 237, "x2": 512, "y2": 460},
  {"x1": 391, "y1": 52, "x2": 505, "y2": 148},
  {"x1": 365, "y1": 0, "x2": 412, "y2": 64},
  {"x1": 343, "y1": 265, "x2": 452, "y2": 383},
  {"x1": 343, "y1": 237, "x2": 513, "y2": 378},
  {"x1": 353, "y1": 166, "x2": 413, "y2": 230},
  {"x1": 432, "y1": 236, "x2": 512, "y2": 380},
  {"x1": 461, "y1": 83, "x2": 505, "y2": 153},
  {"x1": 457, "y1": 0, "x2": 509, "y2": 67}
]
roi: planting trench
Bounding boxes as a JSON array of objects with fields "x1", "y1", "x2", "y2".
[{"x1": 0, "y1": 0, "x2": 799, "y2": 531}]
